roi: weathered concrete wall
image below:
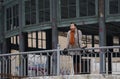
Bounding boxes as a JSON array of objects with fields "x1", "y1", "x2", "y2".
[{"x1": 22, "y1": 74, "x2": 120, "y2": 79}]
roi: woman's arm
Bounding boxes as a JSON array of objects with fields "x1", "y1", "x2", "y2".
[
  {"x1": 66, "y1": 31, "x2": 70, "y2": 48},
  {"x1": 78, "y1": 30, "x2": 82, "y2": 47}
]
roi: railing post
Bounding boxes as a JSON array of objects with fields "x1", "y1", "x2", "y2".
[{"x1": 57, "y1": 44, "x2": 60, "y2": 76}]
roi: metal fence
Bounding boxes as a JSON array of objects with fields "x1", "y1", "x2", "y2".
[{"x1": 0, "y1": 46, "x2": 120, "y2": 78}]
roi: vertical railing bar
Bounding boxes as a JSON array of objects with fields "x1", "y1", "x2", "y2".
[
  {"x1": 11, "y1": 56, "x2": 13, "y2": 77},
  {"x1": 60, "y1": 51, "x2": 62, "y2": 75},
  {"x1": 9, "y1": 56, "x2": 12, "y2": 74},
  {"x1": 53, "y1": 52, "x2": 56, "y2": 75},
  {"x1": 74, "y1": 54, "x2": 76, "y2": 74},
  {"x1": 79, "y1": 54, "x2": 81, "y2": 74},
  {"x1": 38, "y1": 54, "x2": 41, "y2": 76},
  {"x1": 20, "y1": 55, "x2": 22, "y2": 77},
  {"x1": 7, "y1": 56, "x2": 12, "y2": 78},
  {"x1": 18, "y1": 55, "x2": 20, "y2": 77},
  {"x1": 83, "y1": 54, "x2": 85, "y2": 73},
  {"x1": 36, "y1": 56, "x2": 39, "y2": 76},
  {"x1": 79, "y1": 53, "x2": 82, "y2": 74},
  {"x1": 67, "y1": 54, "x2": 69, "y2": 74},
  {"x1": 87, "y1": 53, "x2": 89, "y2": 73},
  {"x1": 23, "y1": 56, "x2": 25, "y2": 76},
  {"x1": 21, "y1": 55, "x2": 23, "y2": 77},
  {"x1": 111, "y1": 50, "x2": 113, "y2": 74},
  {"x1": 29, "y1": 54, "x2": 33, "y2": 77},
  {"x1": 0, "y1": 60, "x2": 1, "y2": 78},
  {"x1": 102, "y1": 49, "x2": 105, "y2": 74},
  {"x1": 91, "y1": 49, "x2": 93, "y2": 74},
  {"x1": 25, "y1": 56, "x2": 27, "y2": 77},
  {"x1": 20, "y1": 55, "x2": 21, "y2": 77},
  {"x1": 39, "y1": 54, "x2": 42, "y2": 76},
  {"x1": 3, "y1": 57, "x2": 5, "y2": 78},
  {"x1": 27, "y1": 55, "x2": 28, "y2": 77},
  {"x1": 43, "y1": 55, "x2": 46, "y2": 76},
  {"x1": 115, "y1": 50, "x2": 117, "y2": 73},
  {"x1": 48, "y1": 53, "x2": 50, "y2": 76},
  {"x1": 50, "y1": 55, "x2": 53, "y2": 75},
  {"x1": 33, "y1": 54, "x2": 36, "y2": 76},
  {"x1": 106, "y1": 49, "x2": 108, "y2": 75},
  {"x1": 5, "y1": 57, "x2": 7, "y2": 78},
  {"x1": 46, "y1": 52, "x2": 49, "y2": 76},
  {"x1": 62, "y1": 53, "x2": 65, "y2": 75},
  {"x1": 76, "y1": 54, "x2": 78, "y2": 74},
  {"x1": 95, "y1": 52, "x2": 97, "y2": 73},
  {"x1": 18, "y1": 55, "x2": 19, "y2": 77},
  {"x1": 8, "y1": 56, "x2": 10, "y2": 77},
  {"x1": 23, "y1": 57, "x2": 26, "y2": 76},
  {"x1": 7, "y1": 56, "x2": 9, "y2": 77},
  {"x1": 15, "y1": 56, "x2": 17, "y2": 76},
  {"x1": 104, "y1": 48, "x2": 106, "y2": 74}
]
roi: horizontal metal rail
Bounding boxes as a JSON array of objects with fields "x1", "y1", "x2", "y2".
[{"x1": 0, "y1": 46, "x2": 120, "y2": 56}]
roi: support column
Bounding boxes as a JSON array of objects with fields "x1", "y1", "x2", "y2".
[
  {"x1": 19, "y1": 33, "x2": 28, "y2": 52},
  {"x1": 18, "y1": 0, "x2": 28, "y2": 76},
  {"x1": 0, "y1": 2, "x2": 2, "y2": 54},
  {"x1": 51, "y1": 0, "x2": 58, "y2": 49},
  {"x1": 19, "y1": 33, "x2": 28, "y2": 76},
  {"x1": 0, "y1": 2, "x2": 11, "y2": 78},
  {"x1": 51, "y1": 0, "x2": 58, "y2": 75},
  {"x1": 0, "y1": 2, "x2": 6, "y2": 78},
  {"x1": 2, "y1": 38, "x2": 11, "y2": 78},
  {"x1": 18, "y1": 0, "x2": 24, "y2": 51},
  {"x1": 98, "y1": 0, "x2": 106, "y2": 74}
]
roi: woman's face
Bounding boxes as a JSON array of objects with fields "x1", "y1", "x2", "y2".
[{"x1": 70, "y1": 24, "x2": 76, "y2": 32}]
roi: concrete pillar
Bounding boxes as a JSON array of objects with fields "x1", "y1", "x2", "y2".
[
  {"x1": 51, "y1": 0, "x2": 58, "y2": 75},
  {"x1": 98, "y1": 0, "x2": 106, "y2": 74}
]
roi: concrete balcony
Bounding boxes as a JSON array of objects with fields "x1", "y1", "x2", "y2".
[{"x1": 22, "y1": 74, "x2": 120, "y2": 79}]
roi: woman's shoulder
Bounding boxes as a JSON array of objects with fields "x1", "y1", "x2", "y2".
[
  {"x1": 78, "y1": 29, "x2": 82, "y2": 34},
  {"x1": 67, "y1": 30, "x2": 71, "y2": 34},
  {"x1": 77, "y1": 29, "x2": 81, "y2": 32}
]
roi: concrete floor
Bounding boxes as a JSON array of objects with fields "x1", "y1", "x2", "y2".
[{"x1": 22, "y1": 74, "x2": 120, "y2": 79}]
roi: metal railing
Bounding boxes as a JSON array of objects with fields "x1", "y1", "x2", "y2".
[{"x1": 0, "y1": 45, "x2": 120, "y2": 78}]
